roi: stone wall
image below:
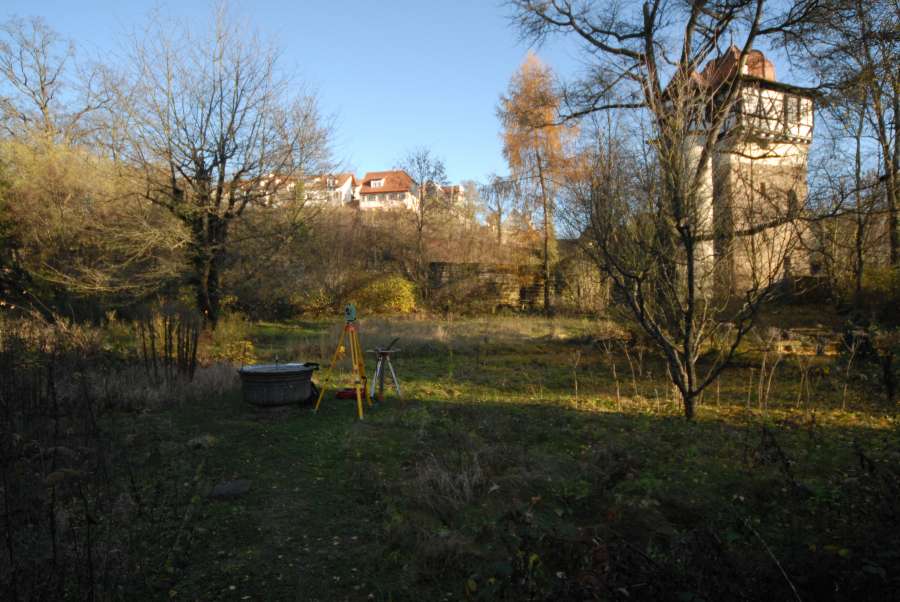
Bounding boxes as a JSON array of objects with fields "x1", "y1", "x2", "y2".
[
  {"x1": 428, "y1": 262, "x2": 545, "y2": 312},
  {"x1": 428, "y1": 251, "x2": 607, "y2": 314}
]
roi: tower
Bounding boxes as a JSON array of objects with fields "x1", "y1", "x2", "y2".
[{"x1": 705, "y1": 48, "x2": 815, "y2": 294}]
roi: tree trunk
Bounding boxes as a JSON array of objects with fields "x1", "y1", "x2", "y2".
[
  {"x1": 854, "y1": 105, "x2": 866, "y2": 302},
  {"x1": 416, "y1": 217, "x2": 428, "y2": 300},
  {"x1": 536, "y1": 154, "x2": 553, "y2": 316},
  {"x1": 188, "y1": 212, "x2": 227, "y2": 328},
  {"x1": 680, "y1": 386, "x2": 696, "y2": 420},
  {"x1": 890, "y1": 89, "x2": 899, "y2": 269},
  {"x1": 194, "y1": 252, "x2": 222, "y2": 328},
  {"x1": 888, "y1": 174, "x2": 898, "y2": 269}
]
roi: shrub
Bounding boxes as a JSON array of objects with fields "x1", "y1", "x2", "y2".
[
  {"x1": 200, "y1": 312, "x2": 257, "y2": 364},
  {"x1": 350, "y1": 276, "x2": 417, "y2": 314},
  {"x1": 856, "y1": 266, "x2": 900, "y2": 324},
  {"x1": 290, "y1": 287, "x2": 333, "y2": 315}
]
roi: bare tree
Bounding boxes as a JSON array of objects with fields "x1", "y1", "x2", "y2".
[
  {"x1": 397, "y1": 147, "x2": 448, "y2": 295},
  {"x1": 481, "y1": 173, "x2": 519, "y2": 246},
  {"x1": 808, "y1": 95, "x2": 885, "y2": 301},
  {"x1": 0, "y1": 18, "x2": 178, "y2": 318},
  {"x1": 512, "y1": 0, "x2": 817, "y2": 419},
  {"x1": 0, "y1": 16, "x2": 109, "y2": 144},
  {"x1": 781, "y1": 0, "x2": 899, "y2": 269},
  {"x1": 116, "y1": 6, "x2": 331, "y2": 326}
]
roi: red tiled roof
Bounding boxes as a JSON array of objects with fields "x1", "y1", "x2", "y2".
[
  {"x1": 697, "y1": 46, "x2": 776, "y2": 91},
  {"x1": 359, "y1": 170, "x2": 416, "y2": 195}
]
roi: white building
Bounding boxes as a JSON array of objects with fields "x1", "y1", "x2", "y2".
[
  {"x1": 303, "y1": 173, "x2": 357, "y2": 205},
  {"x1": 685, "y1": 47, "x2": 815, "y2": 294},
  {"x1": 357, "y1": 170, "x2": 419, "y2": 211}
]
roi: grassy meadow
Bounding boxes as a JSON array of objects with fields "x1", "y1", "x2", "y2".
[{"x1": 3, "y1": 312, "x2": 899, "y2": 600}]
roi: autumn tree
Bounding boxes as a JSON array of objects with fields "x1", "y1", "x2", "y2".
[
  {"x1": 512, "y1": 0, "x2": 817, "y2": 419},
  {"x1": 499, "y1": 52, "x2": 574, "y2": 315},
  {"x1": 115, "y1": 7, "x2": 331, "y2": 326}
]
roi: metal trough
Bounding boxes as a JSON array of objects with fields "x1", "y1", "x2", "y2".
[{"x1": 237, "y1": 363, "x2": 319, "y2": 407}]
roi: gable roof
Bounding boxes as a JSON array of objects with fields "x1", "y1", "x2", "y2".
[
  {"x1": 332, "y1": 173, "x2": 357, "y2": 187},
  {"x1": 306, "y1": 172, "x2": 357, "y2": 189},
  {"x1": 359, "y1": 170, "x2": 416, "y2": 195}
]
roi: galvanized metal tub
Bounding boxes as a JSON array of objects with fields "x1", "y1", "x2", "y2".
[{"x1": 237, "y1": 363, "x2": 319, "y2": 407}]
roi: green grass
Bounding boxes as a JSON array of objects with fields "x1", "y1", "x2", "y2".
[{"x1": 105, "y1": 315, "x2": 899, "y2": 601}]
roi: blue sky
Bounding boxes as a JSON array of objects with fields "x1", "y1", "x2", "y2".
[
  {"x1": 5, "y1": 1, "x2": 810, "y2": 183},
  {"x1": 4, "y1": 0, "x2": 586, "y2": 183}
]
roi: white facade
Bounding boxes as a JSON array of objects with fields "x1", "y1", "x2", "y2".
[
  {"x1": 358, "y1": 190, "x2": 418, "y2": 211},
  {"x1": 685, "y1": 49, "x2": 815, "y2": 294},
  {"x1": 720, "y1": 85, "x2": 814, "y2": 144},
  {"x1": 304, "y1": 174, "x2": 356, "y2": 205}
]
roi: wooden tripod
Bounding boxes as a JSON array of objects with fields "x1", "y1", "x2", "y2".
[{"x1": 314, "y1": 320, "x2": 370, "y2": 419}]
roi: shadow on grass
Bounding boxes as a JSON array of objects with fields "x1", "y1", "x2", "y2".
[{"x1": 147, "y1": 386, "x2": 900, "y2": 602}]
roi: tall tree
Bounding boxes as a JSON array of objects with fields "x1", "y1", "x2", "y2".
[
  {"x1": 0, "y1": 16, "x2": 109, "y2": 144},
  {"x1": 782, "y1": 0, "x2": 899, "y2": 269},
  {"x1": 499, "y1": 52, "x2": 573, "y2": 315},
  {"x1": 397, "y1": 147, "x2": 448, "y2": 296},
  {"x1": 481, "y1": 173, "x2": 518, "y2": 247},
  {"x1": 512, "y1": 0, "x2": 817, "y2": 419},
  {"x1": 116, "y1": 6, "x2": 331, "y2": 326},
  {"x1": 0, "y1": 17, "x2": 174, "y2": 319}
]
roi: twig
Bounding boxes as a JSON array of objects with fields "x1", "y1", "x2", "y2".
[{"x1": 744, "y1": 518, "x2": 803, "y2": 602}]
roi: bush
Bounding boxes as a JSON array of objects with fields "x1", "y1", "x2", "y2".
[
  {"x1": 857, "y1": 266, "x2": 900, "y2": 324},
  {"x1": 201, "y1": 312, "x2": 257, "y2": 364},
  {"x1": 350, "y1": 276, "x2": 417, "y2": 314}
]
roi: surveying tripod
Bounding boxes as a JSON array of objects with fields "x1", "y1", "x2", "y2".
[
  {"x1": 314, "y1": 304, "x2": 370, "y2": 420},
  {"x1": 369, "y1": 338, "x2": 402, "y2": 401}
]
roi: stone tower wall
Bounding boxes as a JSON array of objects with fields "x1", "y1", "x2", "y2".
[{"x1": 713, "y1": 138, "x2": 811, "y2": 294}]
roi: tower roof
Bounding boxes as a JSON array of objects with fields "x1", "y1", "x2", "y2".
[{"x1": 696, "y1": 46, "x2": 776, "y2": 91}]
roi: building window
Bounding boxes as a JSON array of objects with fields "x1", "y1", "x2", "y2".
[
  {"x1": 371, "y1": 179, "x2": 384, "y2": 188},
  {"x1": 800, "y1": 98, "x2": 812, "y2": 121},
  {"x1": 782, "y1": 95, "x2": 801, "y2": 125}
]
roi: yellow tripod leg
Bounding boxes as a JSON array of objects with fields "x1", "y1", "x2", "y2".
[
  {"x1": 315, "y1": 326, "x2": 347, "y2": 412},
  {"x1": 350, "y1": 328, "x2": 365, "y2": 419},
  {"x1": 356, "y1": 331, "x2": 371, "y2": 407}
]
